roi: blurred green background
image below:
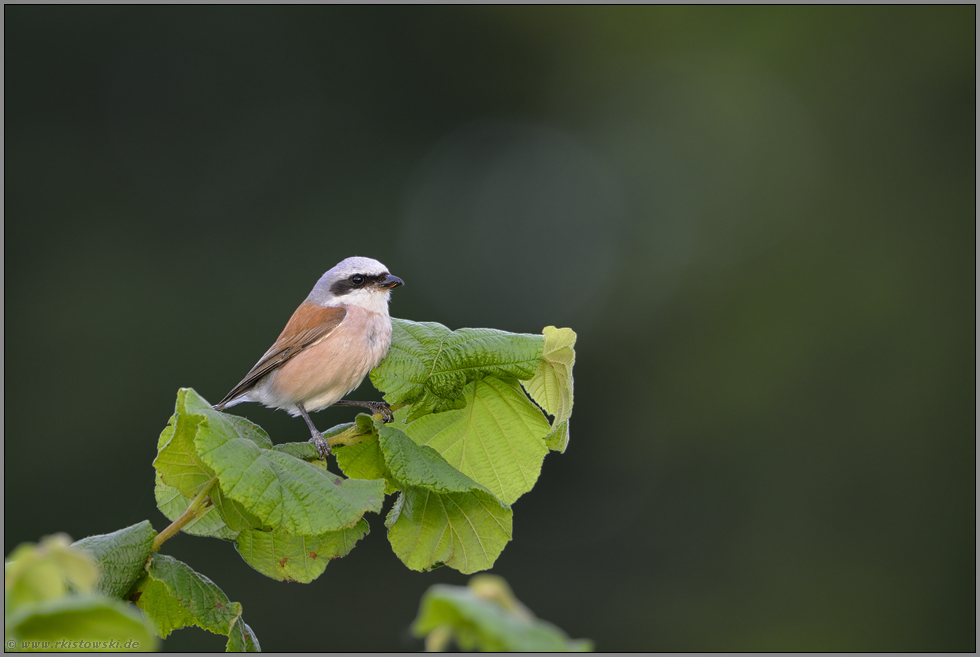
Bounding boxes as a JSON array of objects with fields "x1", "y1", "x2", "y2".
[{"x1": 5, "y1": 6, "x2": 975, "y2": 652}]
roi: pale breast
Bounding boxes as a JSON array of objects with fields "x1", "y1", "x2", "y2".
[{"x1": 255, "y1": 306, "x2": 392, "y2": 413}]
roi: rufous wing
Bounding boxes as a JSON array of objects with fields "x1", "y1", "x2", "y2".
[{"x1": 214, "y1": 303, "x2": 347, "y2": 409}]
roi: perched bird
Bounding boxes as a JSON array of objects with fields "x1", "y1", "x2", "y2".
[{"x1": 213, "y1": 256, "x2": 404, "y2": 458}]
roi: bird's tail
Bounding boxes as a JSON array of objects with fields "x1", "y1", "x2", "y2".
[{"x1": 212, "y1": 393, "x2": 250, "y2": 412}]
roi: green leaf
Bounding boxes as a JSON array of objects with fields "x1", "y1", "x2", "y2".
[
  {"x1": 412, "y1": 576, "x2": 592, "y2": 652},
  {"x1": 160, "y1": 388, "x2": 385, "y2": 536},
  {"x1": 378, "y1": 429, "x2": 513, "y2": 575},
  {"x1": 4, "y1": 554, "x2": 68, "y2": 609},
  {"x1": 225, "y1": 619, "x2": 261, "y2": 652},
  {"x1": 333, "y1": 416, "x2": 399, "y2": 492},
  {"x1": 335, "y1": 423, "x2": 516, "y2": 574},
  {"x1": 210, "y1": 486, "x2": 268, "y2": 533},
  {"x1": 154, "y1": 473, "x2": 238, "y2": 540},
  {"x1": 5, "y1": 535, "x2": 99, "y2": 609},
  {"x1": 544, "y1": 421, "x2": 570, "y2": 453},
  {"x1": 72, "y1": 522, "x2": 156, "y2": 599},
  {"x1": 234, "y1": 521, "x2": 369, "y2": 583},
  {"x1": 270, "y1": 442, "x2": 320, "y2": 461},
  {"x1": 154, "y1": 389, "x2": 274, "y2": 503},
  {"x1": 132, "y1": 577, "x2": 195, "y2": 640},
  {"x1": 331, "y1": 423, "x2": 518, "y2": 574},
  {"x1": 134, "y1": 553, "x2": 257, "y2": 653},
  {"x1": 153, "y1": 393, "x2": 214, "y2": 498},
  {"x1": 521, "y1": 326, "x2": 577, "y2": 452},
  {"x1": 6, "y1": 594, "x2": 158, "y2": 652},
  {"x1": 377, "y1": 425, "x2": 489, "y2": 494},
  {"x1": 271, "y1": 421, "x2": 358, "y2": 464},
  {"x1": 157, "y1": 414, "x2": 176, "y2": 450},
  {"x1": 138, "y1": 554, "x2": 241, "y2": 636},
  {"x1": 177, "y1": 387, "x2": 275, "y2": 450},
  {"x1": 371, "y1": 319, "x2": 545, "y2": 420},
  {"x1": 402, "y1": 378, "x2": 551, "y2": 504},
  {"x1": 335, "y1": 436, "x2": 396, "y2": 493},
  {"x1": 197, "y1": 433, "x2": 384, "y2": 535},
  {"x1": 386, "y1": 487, "x2": 512, "y2": 574}
]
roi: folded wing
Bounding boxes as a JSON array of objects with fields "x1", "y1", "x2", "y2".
[{"x1": 214, "y1": 303, "x2": 348, "y2": 409}]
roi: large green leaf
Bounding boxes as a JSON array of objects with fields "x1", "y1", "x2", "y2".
[
  {"x1": 198, "y1": 439, "x2": 384, "y2": 535},
  {"x1": 160, "y1": 388, "x2": 385, "y2": 536},
  {"x1": 402, "y1": 378, "x2": 551, "y2": 504},
  {"x1": 72, "y1": 522, "x2": 157, "y2": 599},
  {"x1": 234, "y1": 521, "x2": 369, "y2": 583},
  {"x1": 385, "y1": 488, "x2": 512, "y2": 575},
  {"x1": 6, "y1": 595, "x2": 158, "y2": 652},
  {"x1": 378, "y1": 426, "x2": 512, "y2": 573},
  {"x1": 136, "y1": 554, "x2": 241, "y2": 636},
  {"x1": 133, "y1": 553, "x2": 258, "y2": 652},
  {"x1": 521, "y1": 326, "x2": 576, "y2": 452},
  {"x1": 412, "y1": 576, "x2": 592, "y2": 652},
  {"x1": 371, "y1": 319, "x2": 544, "y2": 420}
]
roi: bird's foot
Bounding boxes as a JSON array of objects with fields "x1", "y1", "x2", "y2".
[
  {"x1": 334, "y1": 399, "x2": 395, "y2": 423},
  {"x1": 367, "y1": 401, "x2": 394, "y2": 423},
  {"x1": 309, "y1": 432, "x2": 332, "y2": 460}
]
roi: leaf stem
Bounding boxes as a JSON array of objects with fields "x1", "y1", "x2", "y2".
[{"x1": 152, "y1": 477, "x2": 218, "y2": 552}]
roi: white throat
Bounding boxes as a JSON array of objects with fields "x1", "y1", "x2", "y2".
[{"x1": 325, "y1": 287, "x2": 391, "y2": 315}]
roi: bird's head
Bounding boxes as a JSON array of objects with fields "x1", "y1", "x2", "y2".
[{"x1": 309, "y1": 256, "x2": 404, "y2": 312}]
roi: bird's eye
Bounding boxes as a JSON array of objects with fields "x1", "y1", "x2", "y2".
[{"x1": 351, "y1": 275, "x2": 365, "y2": 286}]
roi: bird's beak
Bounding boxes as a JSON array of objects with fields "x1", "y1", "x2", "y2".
[{"x1": 380, "y1": 274, "x2": 404, "y2": 289}]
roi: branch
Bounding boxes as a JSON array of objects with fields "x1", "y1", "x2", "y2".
[{"x1": 152, "y1": 477, "x2": 218, "y2": 552}]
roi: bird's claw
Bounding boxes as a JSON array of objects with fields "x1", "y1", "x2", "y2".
[
  {"x1": 368, "y1": 401, "x2": 394, "y2": 423},
  {"x1": 309, "y1": 433, "x2": 331, "y2": 460}
]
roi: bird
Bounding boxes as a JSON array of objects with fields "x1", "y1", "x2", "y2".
[{"x1": 213, "y1": 256, "x2": 404, "y2": 459}]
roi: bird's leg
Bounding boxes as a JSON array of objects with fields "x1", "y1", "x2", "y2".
[
  {"x1": 333, "y1": 400, "x2": 395, "y2": 423},
  {"x1": 297, "y1": 402, "x2": 331, "y2": 459}
]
